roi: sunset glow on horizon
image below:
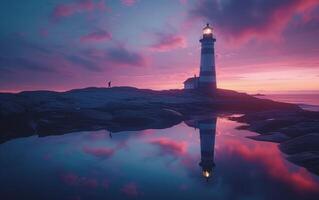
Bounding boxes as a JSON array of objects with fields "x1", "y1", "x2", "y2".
[{"x1": 1, "y1": 0, "x2": 318, "y2": 93}]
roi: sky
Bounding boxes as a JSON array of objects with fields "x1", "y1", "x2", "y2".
[{"x1": 0, "y1": 0, "x2": 318, "y2": 93}]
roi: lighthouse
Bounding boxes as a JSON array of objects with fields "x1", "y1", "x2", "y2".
[
  {"x1": 199, "y1": 24, "x2": 217, "y2": 91},
  {"x1": 198, "y1": 117, "x2": 217, "y2": 180},
  {"x1": 184, "y1": 116, "x2": 217, "y2": 180}
]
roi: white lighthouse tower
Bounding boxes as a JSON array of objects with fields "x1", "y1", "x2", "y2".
[
  {"x1": 199, "y1": 24, "x2": 217, "y2": 91},
  {"x1": 198, "y1": 117, "x2": 217, "y2": 180},
  {"x1": 183, "y1": 116, "x2": 217, "y2": 180}
]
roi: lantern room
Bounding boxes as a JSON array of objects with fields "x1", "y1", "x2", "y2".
[{"x1": 203, "y1": 23, "x2": 213, "y2": 38}]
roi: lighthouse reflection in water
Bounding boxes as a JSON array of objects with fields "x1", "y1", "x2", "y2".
[
  {"x1": 185, "y1": 116, "x2": 217, "y2": 180},
  {"x1": 2, "y1": 115, "x2": 319, "y2": 199}
]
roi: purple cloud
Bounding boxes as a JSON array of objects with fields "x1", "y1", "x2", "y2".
[
  {"x1": 39, "y1": 28, "x2": 49, "y2": 37},
  {"x1": 51, "y1": 0, "x2": 107, "y2": 20},
  {"x1": 149, "y1": 33, "x2": 186, "y2": 52},
  {"x1": 190, "y1": 0, "x2": 319, "y2": 43},
  {"x1": 0, "y1": 34, "x2": 146, "y2": 83},
  {"x1": 179, "y1": 0, "x2": 187, "y2": 5},
  {"x1": 66, "y1": 54, "x2": 101, "y2": 71},
  {"x1": 150, "y1": 137, "x2": 188, "y2": 157},
  {"x1": 80, "y1": 30, "x2": 112, "y2": 43},
  {"x1": 105, "y1": 46, "x2": 147, "y2": 67},
  {"x1": 121, "y1": 182, "x2": 140, "y2": 197},
  {"x1": 121, "y1": 0, "x2": 137, "y2": 6},
  {"x1": 83, "y1": 146, "x2": 115, "y2": 158},
  {"x1": 0, "y1": 35, "x2": 103, "y2": 75},
  {"x1": 60, "y1": 172, "x2": 99, "y2": 188},
  {"x1": 0, "y1": 56, "x2": 56, "y2": 73},
  {"x1": 0, "y1": 37, "x2": 58, "y2": 74}
]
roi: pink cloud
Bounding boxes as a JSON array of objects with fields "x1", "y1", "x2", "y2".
[
  {"x1": 179, "y1": 183, "x2": 189, "y2": 190},
  {"x1": 234, "y1": 0, "x2": 319, "y2": 44},
  {"x1": 179, "y1": 0, "x2": 187, "y2": 4},
  {"x1": 121, "y1": 182, "x2": 139, "y2": 197},
  {"x1": 60, "y1": 172, "x2": 99, "y2": 188},
  {"x1": 61, "y1": 173, "x2": 79, "y2": 186},
  {"x1": 39, "y1": 28, "x2": 49, "y2": 37},
  {"x1": 121, "y1": 0, "x2": 137, "y2": 6},
  {"x1": 102, "y1": 179, "x2": 110, "y2": 190},
  {"x1": 51, "y1": 0, "x2": 107, "y2": 20},
  {"x1": 83, "y1": 146, "x2": 115, "y2": 158},
  {"x1": 82, "y1": 178, "x2": 98, "y2": 188},
  {"x1": 84, "y1": 131, "x2": 109, "y2": 140},
  {"x1": 80, "y1": 30, "x2": 111, "y2": 43},
  {"x1": 191, "y1": 0, "x2": 319, "y2": 44},
  {"x1": 150, "y1": 33, "x2": 186, "y2": 52},
  {"x1": 225, "y1": 139, "x2": 319, "y2": 192},
  {"x1": 150, "y1": 137, "x2": 188, "y2": 156}
]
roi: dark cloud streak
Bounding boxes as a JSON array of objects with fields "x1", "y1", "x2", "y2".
[
  {"x1": 105, "y1": 46, "x2": 146, "y2": 67},
  {"x1": 0, "y1": 56, "x2": 56, "y2": 73},
  {"x1": 51, "y1": 0, "x2": 107, "y2": 21},
  {"x1": 66, "y1": 55, "x2": 102, "y2": 72},
  {"x1": 80, "y1": 29, "x2": 112, "y2": 43},
  {"x1": 149, "y1": 32, "x2": 186, "y2": 52},
  {"x1": 190, "y1": 0, "x2": 319, "y2": 42}
]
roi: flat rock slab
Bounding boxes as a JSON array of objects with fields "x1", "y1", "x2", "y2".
[
  {"x1": 286, "y1": 152, "x2": 319, "y2": 175},
  {"x1": 247, "y1": 132, "x2": 290, "y2": 143},
  {"x1": 279, "y1": 133, "x2": 319, "y2": 154}
]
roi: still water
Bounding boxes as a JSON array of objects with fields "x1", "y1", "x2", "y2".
[{"x1": 1, "y1": 115, "x2": 319, "y2": 200}]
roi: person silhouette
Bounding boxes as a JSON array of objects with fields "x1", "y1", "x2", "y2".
[{"x1": 108, "y1": 81, "x2": 111, "y2": 88}]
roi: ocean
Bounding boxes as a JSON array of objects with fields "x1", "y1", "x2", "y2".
[{"x1": 256, "y1": 93, "x2": 319, "y2": 111}]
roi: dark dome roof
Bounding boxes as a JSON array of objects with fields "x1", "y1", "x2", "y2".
[{"x1": 183, "y1": 77, "x2": 199, "y2": 84}]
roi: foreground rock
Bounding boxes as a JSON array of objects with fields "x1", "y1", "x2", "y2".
[{"x1": 279, "y1": 134, "x2": 319, "y2": 175}]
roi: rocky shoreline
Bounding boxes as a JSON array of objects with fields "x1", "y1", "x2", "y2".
[
  {"x1": 0, "y1": 86, "x2": 299, "y2": 141},
  {"x1": 0, "y1": 86, "x2": 318, "y2": 175},
  {"x1": 229, "y1": 109, "x2": 319, "y2": 175}
]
